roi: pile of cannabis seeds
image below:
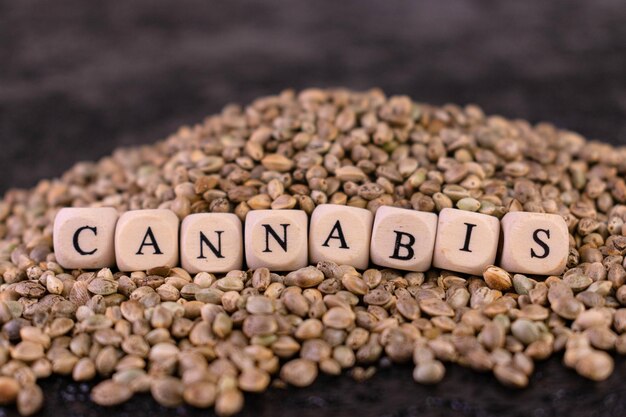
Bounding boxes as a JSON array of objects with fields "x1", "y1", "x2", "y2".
[{"x1": 1, "y1": 88, "x2": 626, "y2": 415}]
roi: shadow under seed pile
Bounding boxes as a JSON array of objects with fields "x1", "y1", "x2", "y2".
[{"x1": 1, "y1": 88, "x2": 626, "y2": 416}]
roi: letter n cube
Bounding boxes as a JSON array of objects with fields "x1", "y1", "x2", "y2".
[
  {"x1": 244, "y1": 210, "x2": 308, "y2": 271},
  {"x1": 181, "y1": 213, "x2": 243, "y2": 273}
]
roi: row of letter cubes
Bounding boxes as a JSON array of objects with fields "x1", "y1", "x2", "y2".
[{"x1": 53, "y1": 205, "x2": 570, "y2": 276}]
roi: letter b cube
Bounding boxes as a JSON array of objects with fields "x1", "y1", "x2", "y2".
[{"x1": 370, "y1": 206, "x2": 438, "y2": 271}]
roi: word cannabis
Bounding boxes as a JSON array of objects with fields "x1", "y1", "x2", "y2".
[{"x1": 53, "y1": 204, "x2": 569, "y2": 276}]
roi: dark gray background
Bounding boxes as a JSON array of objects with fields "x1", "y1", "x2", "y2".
[{"x1": 1, "y1": 0, "x2": 626, "y2": 416}]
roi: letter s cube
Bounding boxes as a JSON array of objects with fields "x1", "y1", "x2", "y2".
[
  {"x1": 53, "y1": 207, "x2": 119, "y2": 269},
  {"x1": 500, "y1": 212, "x2": 569, "y2": 275}
]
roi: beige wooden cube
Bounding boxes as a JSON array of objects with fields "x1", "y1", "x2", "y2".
[
  {"x1": 115, "y1": 209, "x2": 180, "y2": 272},
  {"x1": 181, "y1": 213, "x2": 243, "y2": 273},
  {"x1": 244, "y1": 210, "x2": 308, "y2": 271},
  {"x1": 309, "y1": 204, "x2": 373, "y2": 270},
  {"x1": 500, "y1": 212, "x2": 569, "y2": 275},
  {"x1": 370, "y1": 206, "x2": 438, "y2": 272},
  {"x1": 433, "y1": 208, "x2": 500, "y2": 275},
  {"x1": 53, "y1": 207, "x2": 119, "y2": 269}
]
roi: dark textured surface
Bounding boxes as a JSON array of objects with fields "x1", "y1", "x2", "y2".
[{"x1": 1, "y1": 1, "x2": 626, "y2": 416}]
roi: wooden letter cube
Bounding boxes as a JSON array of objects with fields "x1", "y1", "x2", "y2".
[
  {"x1": 370, "y1": 206, "x2": 438, "y2": 271},
  {"x1": 432, "y1": 208, "x2": 500, "y2": 275},
  {"x1": 244, "y1": 210, "x2": 308, "y2": 271},
  {"x1": 309, "y1": 204, "x2": 373, "y2": 270},
  {"x1": 181, "y1": 213, "x2": 243, "y2": 273},
  {"x1": 115, "y1": 209, "x2": 180, "y2": 272},
  {"x1": 500, "y1": 212, "x2": 569, "y2": 275},
  {"x1": 53, "y1": 207, "x2": 118, "y2": 269}
]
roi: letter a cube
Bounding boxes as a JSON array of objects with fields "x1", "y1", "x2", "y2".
[
  {"x1": 53, "y1": 207, "x2": 119, "y2": 269},
  {"x1": 244, "y1": 210, "x2": 308, "y2": 271},
  {"x1": 115, "y1": 209, "x2": 180, "y2": 272},
  {"x1": 370, "y1": 206, "x2": 438, "y2": 271},
  {"x1": 309, "y1": 204, "x2": 373, "y2": 270}
]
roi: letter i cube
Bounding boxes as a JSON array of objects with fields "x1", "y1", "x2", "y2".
[{"x1": 432, "y1": 208, "x2": 500, "y2": 275}]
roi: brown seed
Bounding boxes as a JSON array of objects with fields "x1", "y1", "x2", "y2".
[
  {"x1": 73, "y1": 357, "x2": 97, "y2": 381},
  {"x1": 272, "y1": 336, "x2": 301, "y2": 358},
  {"x1": 17, "y1": 383, "x2": 44, "y2": 416},
  {"x1": 91, "y1": 380, "x2": 134, "y2": 406},
  {"x1": 511, "y1": 319, "x2": 541, "y2": 345},
  {"x1": 213, "y1": 313, "x2": 233, "y2": 338},
  {"x1": 551, "y1": 297, "x2": 584, "y2": 320},
  {"x1": 322, "y1": 307, "x2": 356, "y2": 330},
  {"x1": 419, "y1": 298, "x2": 455, "y2": 317},
  {"x1": 563, "y1": 272, "x2": 593, "y2": 292},
  {"x1": 215, "y1": 388, "x2": 244, "y2": 417},
  {"x1": 262, "y1": 154, "x2": 294, "y2": 172},
  {"x1": 183, "y1": 381, "x2": 216, "y2": 408},
  {"x1": 280, "y1": 358, "x2": 318, "y2": 387},
  {"x1": 0, "y1": 376, "x2": 20, "y2": 405},
  {"x1": 238, "y1": 367, "x2": 271, "y2": 392},
  {"x1": 396, "y1": 296, "x2": 421, "y2": 320},
  {"x1": 243, "y1": 315, "x2": 278, "y2": 337},
  {"x1": 494, "y1": 364, "x2": 529, "y2": 388},
  {"x1": 46, "y1": 275, "x2": 64, "y2": 295},
  {"x1": 88, "y1": 277, "x2": 119, "y2": 295},
  {"x1": 282, "y1": 290, "x2": 309, "y2": 317},
  {"x1": 284, "y1": 267, "x2": 325, "y2": 288},
  {"x1": 48, "y1": 317, "x2": 75, "y2": 337},
  {"x1": 333, "y1": 345, "x2": 356, "y2": 368},
  {"x1": 483, "y1": 266, "x2": 512, "y2": 291},
  {"x1": 246, "y1": 295, "x2": 274, "y2": 315},
  {"x1": 151, "y1": 377, "x2": 184, "y2": 408},
  {"x1": 335, "y1": 165, "x2": 367, "y2": 182},
  {"x1": 295, "y1": 319, "x2": 324, "y2": 340},
  {"x1": 363, "y1": 288, "x2": 392, "y2": 306},
  {"x1": 412, "y1": 360, "x2": 445, "y2": 384},
  {"x1": 271, "y1": 194, "x2": 297, "y2": 210},
  {"x1": 11, "y1": 341, "x2": 44, "y2": 362},
  {"x1": 341, "y1": 274, "x2": 369, "y2": 295},
  {"x1": 575, "y1": 350, "x2": 614, "y2": 381},
  {"x1": 301, "y1": 339, "x2": 332, "y2": 362}
]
